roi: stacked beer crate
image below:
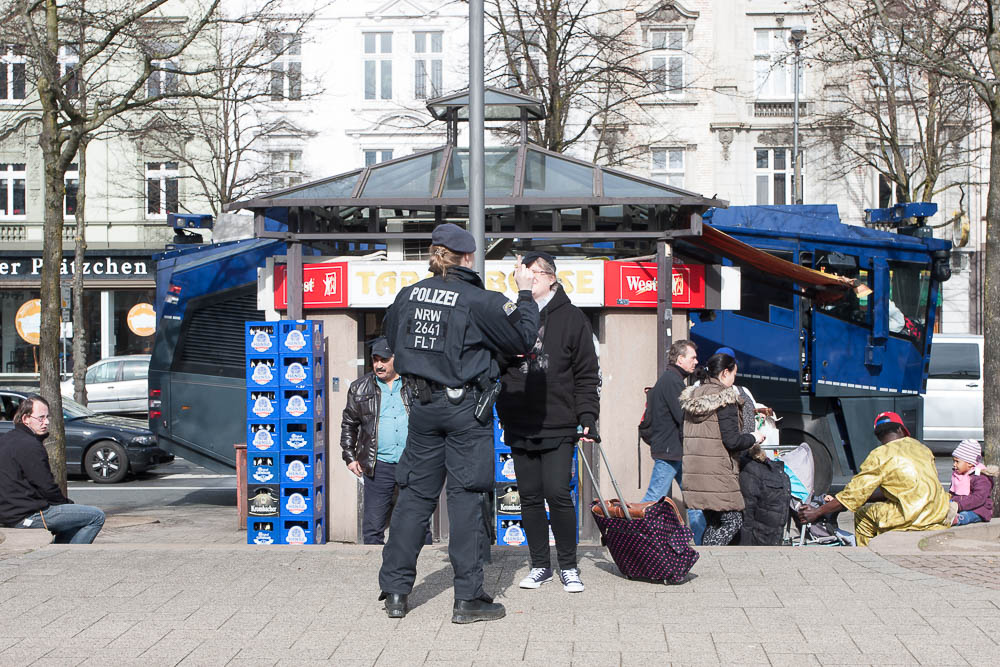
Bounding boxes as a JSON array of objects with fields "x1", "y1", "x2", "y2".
[
  {"x1": 245, "y1": 320, "x2": 327, "y2": 545},
  {"x1": 494, "y1": 413, "x2": 579, "y2": 546}
]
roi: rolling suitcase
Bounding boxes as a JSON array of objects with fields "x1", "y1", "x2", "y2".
[{"x1": 577, "y1": 440, "x2": 698, "y2": 584}]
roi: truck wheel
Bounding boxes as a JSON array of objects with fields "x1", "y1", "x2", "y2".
[{"x1": 84, "y1": 441, "x2": 129, "y2": 484}]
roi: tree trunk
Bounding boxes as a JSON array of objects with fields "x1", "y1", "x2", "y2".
[
  {"x1": 985, "y1": 112, "x2": 1000, "y2": 517},
  {"x1": 72, "y1": 136, "x2": 88, "y2": 405}
]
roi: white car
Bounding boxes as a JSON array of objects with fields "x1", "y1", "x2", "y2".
[
  {"x1": 923, "y1": 334, "x2": 983, "y2": 453},
  {"x1": 61, "y1": 355, "x2": 151, "y2": 415}
]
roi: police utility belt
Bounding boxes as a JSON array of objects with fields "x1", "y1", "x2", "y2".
[{"x1": 406, "y1": 374, "x2": 501, "y2": 425}]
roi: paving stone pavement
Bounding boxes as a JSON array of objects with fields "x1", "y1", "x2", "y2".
[{"x1": 2, "y1": 538, "x2": 999, "y2": 666}]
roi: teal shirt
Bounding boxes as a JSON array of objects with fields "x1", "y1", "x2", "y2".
[{"x1": 375, "y1": 377, "x2": 407, "y2": 464}]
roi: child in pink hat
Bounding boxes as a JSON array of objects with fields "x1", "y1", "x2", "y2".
[{"x1": 949, "y1": 439, "x2": 998, "y2": 525}]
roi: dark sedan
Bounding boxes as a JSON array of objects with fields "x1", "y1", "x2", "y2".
[{"x1": 0, "y1": 387, "x2": 174, "y2": 483}]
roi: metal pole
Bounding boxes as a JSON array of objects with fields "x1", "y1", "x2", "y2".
[
  {"x1": 469, "y1": 0, "x2": 485, "y2": 277},
  {"x1": 792, "y1": 45, "x2": 800, "y2": 205},
  {"x1": 656, "y1": 239, "x2": 673, "y2": 376}
]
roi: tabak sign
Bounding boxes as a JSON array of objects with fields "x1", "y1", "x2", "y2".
[
  {"x1": 604, "y1": 261, "x2": 706, "y2": 309},
  {"x1": 274, "y1": 262, "x2": 348, "y2": 309}
]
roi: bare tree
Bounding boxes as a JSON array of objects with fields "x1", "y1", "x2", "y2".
[
  {"x1": 485, "y1": 0, "x2": 692, "y2": 166},
  {"x1": 0, "y1": 0, "x2": 236, "y2": 487},
  {"x1": 871, "y1": 0, "x2": 997, "y2": 514},
  {"x1": 807, "y1": 1, "x2": 979, "y2": 207}
]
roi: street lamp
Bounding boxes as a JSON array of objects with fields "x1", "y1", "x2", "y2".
[{"x1": 789, "y1": 26, "x2": 806, "y2": 205}]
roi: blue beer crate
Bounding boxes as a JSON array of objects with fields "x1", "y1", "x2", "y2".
[
  {"x1": 280, "y1": 517, "x2": 326, "y2": 545},
  {"x1": 280, "y1": 419, "x2": 324, "y2": 452},
  {"x1": 278, "y1": 354, "x2": 323, "y2": 388},
  {"x1": 495, "y1": 451, "x2": 517, "y2": 483},
  {"x1": 246, "y1": 321, "x2": 279, "y2": 354},
  {"x1": 493, "y1": 412, "x2": 509, "y2": 453},
  {"x1": 247, "y1": 420, "x2": 279, "y2": 453},
  {"x1": 248, "y1": 453, "x2": 279, "y2": 484},
  {"x1": 497, "y1": 516, "x2": 528, "y2": 546},
  {"x1": 278, "y1": 320, "x2": 324, "y2": 356},
  {"x1": 280, "y1": 484, "x2": 324, "y2": 518},
  {"x1": 280, "y1": 451, "x2": 324, "y2": 486},
  {"x1": 247, "y1": 517, "x2": 280, "y2": 545},
  {"x1": 246, "y1": 354, "x2": 279, "y2": 388},
  {"x1": 247, "y1": 389, "x2": 279, "y2": 420},
  {"x1": 279, "y1": 386, "x2": 323, "y2": 421}
]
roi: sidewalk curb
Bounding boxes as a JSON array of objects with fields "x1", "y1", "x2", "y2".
[
  {"x1": 0, "y1": 528, "x2": 54, "y2": 553},
  {"x1": 868, "y1": 521, "x2": 1000, "y2": 556}
]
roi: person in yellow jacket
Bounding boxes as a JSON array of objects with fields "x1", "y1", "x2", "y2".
[{"x1": 798, "y1": 411, "x2": 950, "y2": 546}]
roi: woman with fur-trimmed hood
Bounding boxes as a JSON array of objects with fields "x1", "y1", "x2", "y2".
[{"x1": 680, "y1": 352, "x2": 765, "y2": 546}]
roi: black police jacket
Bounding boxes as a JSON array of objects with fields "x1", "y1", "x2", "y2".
[
  {"x1": 0, "y1": 424, "x2": 73, "y2": 527},
  {"x1": 383, "y1": 266, "x2": 540, "y2": 387},
  {"x1": 339, "y1": 372, "x2": 411, "y2": 478}
]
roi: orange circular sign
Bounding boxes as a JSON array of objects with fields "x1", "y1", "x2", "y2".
[
  {"x1": 15, "y1": 299, "x2": 41, "y2": 345},
  {"x1": 127, "y1": 302, "x2": 156, "y2": 337}
]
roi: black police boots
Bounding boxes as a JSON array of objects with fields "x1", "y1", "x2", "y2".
[
  {"x1": 451, "y1": 597, "x2": 506, "y2": 624},
  {"x1": 379, "y1": 592, "x2": 407, "y2": 619}
]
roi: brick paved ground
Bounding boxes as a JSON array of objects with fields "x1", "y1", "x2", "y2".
[
  {"x1": 2, "y1": 539, "x2": 999, "y2": 666},
  {"x1": 884, "y1": 554, "x2": 1000, "y2": 590}
]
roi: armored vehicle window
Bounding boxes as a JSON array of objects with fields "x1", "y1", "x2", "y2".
[
  {"x1": 814, "y1": 251, "x2": 869, "y2": 325},
  {"x1": 734, "y1": 250, "x2": 794, "y2": 324},
  {"x1": 928, "y1": 342, "x2": 980, "y2": 380},
  {"x1": 888, "y1": 260, "x2": 930, "y2": 346}
]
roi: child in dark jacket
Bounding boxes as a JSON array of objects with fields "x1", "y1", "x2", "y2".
[
  {"x1": 949, "y1": 439, "x2": 998, "y2": 526},
  {"x1": 738, "y1": 444, "x2": 791, "y2": 545}
]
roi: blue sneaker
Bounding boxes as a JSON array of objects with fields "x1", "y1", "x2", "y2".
[{"x1": 519, "y1": 567, "x2": 553, "y2": 589}]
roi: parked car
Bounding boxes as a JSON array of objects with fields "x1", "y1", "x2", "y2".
[
  {"x1": 0, "y1": 386, "x2": 173, "y2": 483},
  {"x1": 924, "y1": 334, "x2": 984, "y2": 454},
  {"x1": 60, "y1": 354, "x2": 150, "y2": 415}
]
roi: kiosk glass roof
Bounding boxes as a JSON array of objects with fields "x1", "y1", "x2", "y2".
[
  {"x1": 361, "y1": 150, "x2": 444, "y2": 197},
  {"x1": 442, "y1": 148, "x2": 519, "y2": 198},
  {"x1": 523, "y1": 150, "x2": 594, "y2": 197}
]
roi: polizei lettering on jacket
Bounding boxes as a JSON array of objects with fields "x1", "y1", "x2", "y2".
[{"x1": 409, "y1": 286, "x2": 459, "y2": 306}]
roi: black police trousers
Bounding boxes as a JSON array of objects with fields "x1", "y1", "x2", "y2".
[{"x1": 378, "y1": 389, "x2": 494, "y2": 601}]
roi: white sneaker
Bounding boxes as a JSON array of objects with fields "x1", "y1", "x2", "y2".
[
  {"x1": 519, "y1": 567, "x2": 553, "y2": 589},
  {"x1": 558, "y1": 568, "x2": 585, "y2": 593}
]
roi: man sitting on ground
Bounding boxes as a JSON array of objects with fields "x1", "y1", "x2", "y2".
[
  {"x1": 798, "y1": 411, "x2": 949, "y2": 547},
  {"x1": 0, "y1": 395, "x2": 105, "y2": 543}
]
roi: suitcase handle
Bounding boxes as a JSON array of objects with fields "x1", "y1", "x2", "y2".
[{"x1": 576, "y1": 438, "x2": 634, "y2": 521}]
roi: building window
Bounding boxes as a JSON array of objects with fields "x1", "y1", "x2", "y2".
[
  {"x1": 876, "y1": 146, "x2": 912, "y2": 207},
  {"x1": 0, "y1": 163, "x2": 26, "y2": 218},
  {"x1": 59, "y1": 45, "x2": 80, "y2": 97},
  {"x1": 755, "y1": 147, "x2": 802, "y2": 205},
  {"x1": 65, "y1": 163, "x2": 79, "y2": 218},
  {"x1": 651, "y1": 148, "x2": 684, "y2": 188},
  {"x1": 146, "y1": 161, "x2": 179, "y2": 218},
  {"x1": 364, "y1": 32, "x2": 392, "y2": 100},
  {"x1": 649, "y1": 29, "x2": 685, "y2": 95},
  {"x1": 506, "y1": 32, "x2": 542, "y2": 90},
  {"x1": 364, "y1": 150, "x2": 394, "y2": 166},
  {"x1": 414, "y1": 31, "x2": 442, "y2": 99},
  {"x1": 754, "y1": 29, "x2": 801, "y2": 99},
  {"x1": 0, "y1": 44, "x2": 26, "y2": 102},
  {"x1": 270, "y1": 150, "x2": 303, "y2": 190},
  {"x1": 269, "y1": 34, "x2": 302, "y2": 101},
  {"x1": 146, "y1": 59, "x2": 178, "y2": 98}
]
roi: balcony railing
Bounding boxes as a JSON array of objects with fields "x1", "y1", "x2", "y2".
[
  {"x1": 754, "y1": 101, "x2": 808, "y2": 117},
  {"x1": 0, "y1": 224, "x2": 27, "y2": 242}
]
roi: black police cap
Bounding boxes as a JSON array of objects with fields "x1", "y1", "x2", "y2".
[
  {"x1": 521, "y1": 250, "x2": 556, "y2": 273},
  {"x1": 431, "y1": 223, "x2": 476, "y2": 254}
]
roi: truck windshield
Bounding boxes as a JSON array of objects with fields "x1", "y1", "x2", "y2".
[{"x1": 888, "y1": 261, "x2": 931, "y2": 346}]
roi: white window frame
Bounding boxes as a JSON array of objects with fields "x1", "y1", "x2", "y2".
[
  {"x1": 64, "y1": 162, "x2": 79, "y2": 219},
  {"x1": 145, "y1": 161, "x2": 179, "y2": 219},
  {"x1": 0, "y1": 162, "x2": 26, "y2": 218},
  {"x1": 364, "y1": 149, "x2": 394, "y2": 166},
  {"x1": 413, "y1": 31, "x2": 443, "y2": 100},
  {"x1": 755, "y1": 147, "x2": 801, "y2": 205},
  {"x1": 648, "y1": 28, "x2": 685, "y2": 97},
  {"x1": 650, "y1": 148, "x2": 685, "y2": 188},
  {"x1": 753, "y1": 28, "x2": 802, "y2": 99},
  {"x1": 269, "y1": 150, "x2": 303, "y2": 190},
  {"x1": 269, "y1": 34, "x2": 302, "y2": 101},
  {"x1": 363, "y1": 32, "x2": 393, "y2": 101},
  {"x1": 146, "y1": 59, "x2": 178, "y2": 98},
  {"x1": 0, "y1": 44, "x2": 27, "y2": 102},
  {"x1": 58, "y1": 45, "x2": 79, "y2": 97}
]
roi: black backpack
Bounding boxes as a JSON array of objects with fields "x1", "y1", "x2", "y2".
[{"x1": 637, "y1": 386, "x2": 655, "y2": 445}]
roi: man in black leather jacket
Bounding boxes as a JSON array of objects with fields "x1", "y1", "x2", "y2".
[{"x1": 340, "y1": 337, "x2": 412, "y2": 544}]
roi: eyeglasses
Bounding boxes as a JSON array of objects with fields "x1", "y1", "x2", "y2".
[{"x1": 28, "y1": 414, "x2": 50, "y2": 422}]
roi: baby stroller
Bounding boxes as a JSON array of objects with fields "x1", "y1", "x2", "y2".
[{"x1": 777, "y1": 442, "x2": 855, "y2": 547}]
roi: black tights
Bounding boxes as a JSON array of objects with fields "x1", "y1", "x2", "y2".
[{"x1": 509, "y1": 438, "x2": 578, "y2": 570}]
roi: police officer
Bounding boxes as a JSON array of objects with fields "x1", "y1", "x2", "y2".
[{"x1": 377, "y1": 223, "x2": 538, "y2": 623}]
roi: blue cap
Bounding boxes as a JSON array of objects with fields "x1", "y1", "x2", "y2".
[
  {"x1": 714, "y1": 346, "x2": 736, "y2": 359},
  {"x1": 431, "y1": 223, "x2": 476, "y2": 254}
]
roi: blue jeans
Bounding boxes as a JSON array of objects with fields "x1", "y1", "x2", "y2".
[
  {"x1": 955, "y1": 510, "x2": 984, "y2": 526},
  {"x1": 20, "y1": 504, "x2": 105, "y2": 544},
  {"x1": 687, "y1": 509, "x2": 706, "y2": 545},
  {"x1": 641, "y1": 459, "x2": 682, "y2": 503}
]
